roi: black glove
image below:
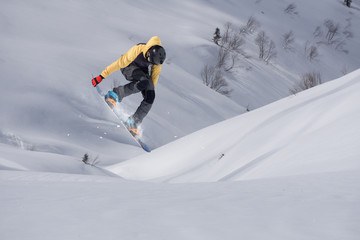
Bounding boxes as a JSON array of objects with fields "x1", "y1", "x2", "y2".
[{"x1": 92, "y1": 75, "x2": 104, "y2": 87}]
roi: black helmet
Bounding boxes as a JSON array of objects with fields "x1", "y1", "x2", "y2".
[{"x1": 148, "y1": 45, "x2": 166, "y2": 65}]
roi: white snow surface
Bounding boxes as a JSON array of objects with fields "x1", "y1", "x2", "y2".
[
  {"x1": 108, "y1": 70, "x2": 360, "y2": 183},
  {"x1": 1, "y1": 0, "x2": 360, "y2": 239}
]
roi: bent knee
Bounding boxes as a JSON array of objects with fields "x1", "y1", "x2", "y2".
[
  {"x1": 136, "y1": 80, "x2": 150, "y2": 91},
  {"x1": 145, "y1": 90, "x2": 155, "y2": 104}
]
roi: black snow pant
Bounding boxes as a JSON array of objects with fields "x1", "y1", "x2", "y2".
[{"x1": 113, "y1": 64, "x2": 155, "y2": 124}]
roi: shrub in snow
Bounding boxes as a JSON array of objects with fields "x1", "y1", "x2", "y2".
[
  {"x1": 290, "y1": 71, "x2": 323, "y2": 94},
  {"x1": 304, "y1": 41, "x2": 319, "y2": 61},
  {"x1": 82, "y1": 153, "x2": 99, "y2": 166},
  {"x1": 313, "y1": 18, "x2": 352, "y2": 54},
  {"x1": 219, "y1": 22, "x2": 245, "y2": 55},
  {"x1": 324, "y1": 19, "x2": 340, "y2": 42},
  {"x1": 213, "y1": 27, "x2": 221, "y2": 45},
  {"x1": 240, "y1": 16, "x2": 260, "y2": 34},
  {"x1": 82, "y1": 153, "x2": 89, "y2": 164},
  {"x1": 284, "y1": 3, "x2": 298, "y2": 15},
  {"x1": 344, "y1": 0, "x2": 351, "y2": 8},
  {"x1": 255, "y1": 31, "x2": 277, "y2": 64},
  {"x1": 201, "y1": 64, "x2": 232, "y2": 96},
  {"x1": 282, "y1": 30, "x2": 296, "y2": 52}
]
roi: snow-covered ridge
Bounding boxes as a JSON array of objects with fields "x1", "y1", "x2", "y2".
[{"x1": 107, "y1": 69, "x2": 360, "y2": 182}]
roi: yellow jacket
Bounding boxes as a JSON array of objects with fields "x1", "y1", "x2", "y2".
[{"x1": 101, "y1": 36, "x2": 162, "y2": 86}]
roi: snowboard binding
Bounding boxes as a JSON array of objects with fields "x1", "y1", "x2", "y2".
[
  {"x1": 125, "y1": 118, "x2": 140, "y2": 136},
  {"x1": 104, "y1": 90, "x2": 120, "y2": 109}
]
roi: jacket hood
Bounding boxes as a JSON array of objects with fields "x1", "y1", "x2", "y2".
[{"x1": 143, "y1": 36, "x2": 162, "y2": 57}]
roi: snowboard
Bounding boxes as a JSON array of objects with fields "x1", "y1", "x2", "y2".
[{"x1": 95, "y1": 85, "x2": 151, "y2": 152}]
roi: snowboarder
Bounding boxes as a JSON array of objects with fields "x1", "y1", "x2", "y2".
[{"x1": 91, "y1": 36, "x2": 166, "y2": 135}]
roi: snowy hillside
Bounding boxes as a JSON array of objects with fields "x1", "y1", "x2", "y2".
[
  {"x1": 108, "y1": 69, "x2": 360, "y2": 183},
  {"x1": 1, "y1": 0, "x2": 360, "y2": 153},
  {"x1": 1, "y1": 70, "x2": 360, "y2": 240},
  {"x1": 1, "y1": 0, "x2": 360, "y2": 239}
]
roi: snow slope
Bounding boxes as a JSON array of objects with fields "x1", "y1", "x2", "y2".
[
  {"x1": 1, "y1": 0, "x2": 360, "y2": 155},
  {"x1": 2, "y1": 170, "x2": 359, "y2": 240},
  {"x1": 1, "y1": 71, "x2": 360, "y2": 240},
  {"x1": 108, "y1": 69, "x2": 360, "y2": 183},
  {"x1": 1, "y1": 0, "x2": 360, "y2": 239}
]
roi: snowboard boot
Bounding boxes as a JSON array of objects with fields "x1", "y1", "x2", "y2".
[
  {"x1": 125, "y1": 117, "x2": 139, "y2": 136},
  {"x1": 105, "y1": 90, "x2": 120, "y2": 109}
]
